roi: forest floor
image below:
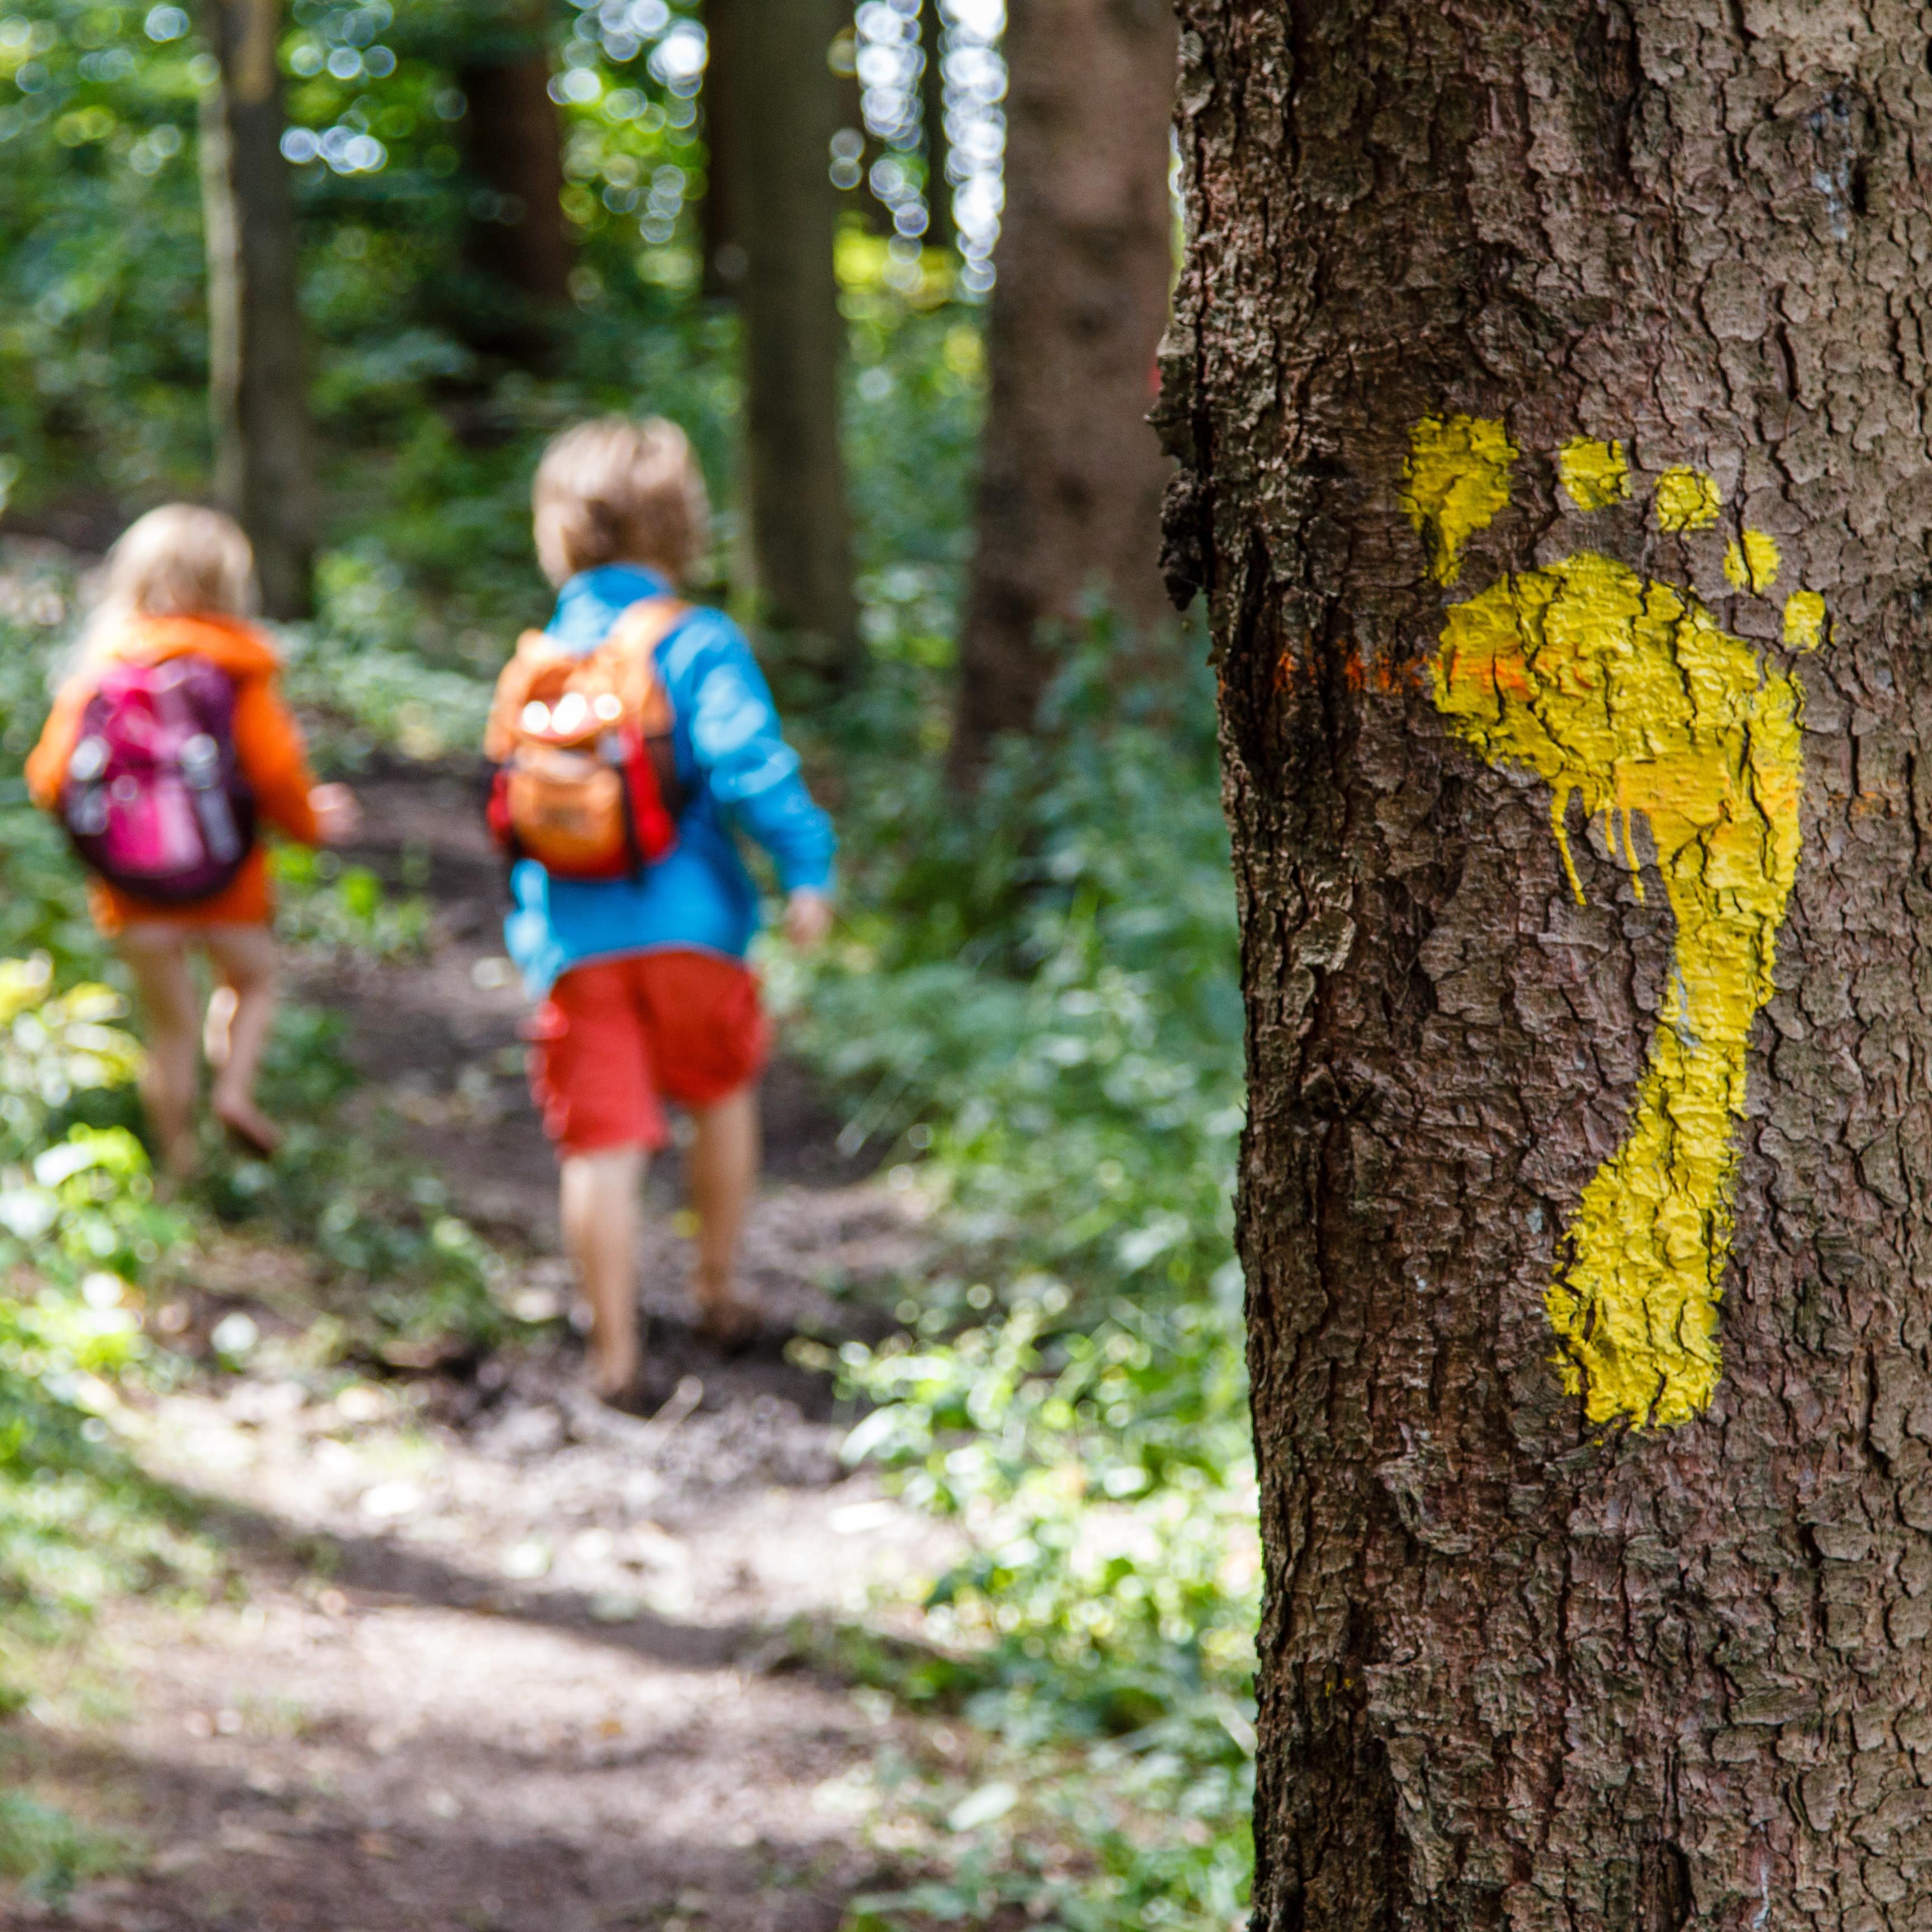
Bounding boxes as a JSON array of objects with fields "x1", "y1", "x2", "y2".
[{"x1": 8, "y1": 765, "x2": 968, "y2": 1932}]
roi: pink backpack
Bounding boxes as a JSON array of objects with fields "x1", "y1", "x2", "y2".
[{"x1": 60, "y1": 655, "x2": 257, "y2": 904}]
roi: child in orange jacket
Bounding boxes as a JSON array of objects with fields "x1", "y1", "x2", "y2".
[{"x1": 27, "y1": 505, "x2": 358, "y2": 1176}]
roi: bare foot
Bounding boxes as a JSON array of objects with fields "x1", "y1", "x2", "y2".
[
  {"x1": 693, "y1": 1286, "x2": 759, "y2": 1353},
  {"x1": 586, "y1": 1338, "x2": 641, "y2": 1404},
  {"x1": 212, "y1": 1093, "x2": 284, "y2": 1158},
  {"x1": 153, "y1": 1134, "x2": 199, "y2": 1195}
]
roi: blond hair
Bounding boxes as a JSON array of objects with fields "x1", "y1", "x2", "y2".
[
  {"x1": 104, "y1": 504, "x2": 255, "y2": 619},
  {"x1": 532, "y1": 417, "x2": 710, "y2": 587}
]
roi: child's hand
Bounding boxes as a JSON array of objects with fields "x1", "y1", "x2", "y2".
[
  {"x1": 310, "y1": 783, "x2": 361, "y2": 845},
  {"x1": 784, "y1": 888, "x2": 833, "y2": 949}
]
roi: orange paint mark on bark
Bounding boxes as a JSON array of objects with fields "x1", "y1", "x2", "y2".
[{"x1": 1271, "y1": 639, "x2": 1420, "y2": 698}]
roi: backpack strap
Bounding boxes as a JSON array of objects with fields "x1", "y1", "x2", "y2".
[
  {"x1": 483, "y1": 629, "x2": 556, "y2": 764},
  {"x1": 599, "y1": 596, "x2": 688, "y2": 733}
]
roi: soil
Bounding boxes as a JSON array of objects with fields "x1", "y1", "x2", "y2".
[{"x1": 10, "y1": 762, "x2": 957, "y2": 1932}]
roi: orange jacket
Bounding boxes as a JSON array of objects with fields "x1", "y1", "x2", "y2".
[{"x1": 27, "y1": 612, "x2": 320, "y2": 932}]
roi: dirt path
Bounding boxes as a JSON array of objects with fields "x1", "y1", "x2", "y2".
[{"x1": 13, "y1": 766, "x2": 953, "y2": 1932}]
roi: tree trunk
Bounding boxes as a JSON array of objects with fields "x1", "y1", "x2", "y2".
[
  {"x1": 950, "y1": 0, "x2": 1176, "y2": 776},
  {"x1": 455, "y1": 41, "x2": 574, "y2": 366},
  {"x1": 920, "y1": 0, "x2": 954, "y2": 254},
  {"x1": 726, "y1": 0, "x2": 861, "y2": 689},
  {"x1": 1160, "y1": 4, "x2": 1932, "y2": 1928},
  {"x1": 699, "y1": 0, "x2": 744, "y2": 299},
  {"x1": 198, "y1": 0, "x2": 316, "y2": 620}
]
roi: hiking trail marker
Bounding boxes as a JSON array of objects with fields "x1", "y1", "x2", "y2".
[{"x1": 1403, "y1": 416, "x2": 1823, "y2": 1429}]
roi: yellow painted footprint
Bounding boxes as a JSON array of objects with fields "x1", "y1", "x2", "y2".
[{"x1": 1403, "y1": 419, "x2": 1826, "y2": 1429}]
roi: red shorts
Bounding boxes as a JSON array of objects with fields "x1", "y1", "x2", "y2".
[{"x1": 526, "y1": 949, "x2": 770, "y2": 1156}]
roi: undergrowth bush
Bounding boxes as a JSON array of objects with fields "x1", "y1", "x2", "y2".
[
  {"x1": 787, "y1": 630, "x2": 1258, "y2": 1932},
  {"x1": 0, "y1": 955, "x2": 168, "y2": 1439},
  {"x1": 0, "y1": 950, "x2": 214, "y2": 1795},
  {"x1": 794, "y1": 628, "x2": 1242, "y2": 1288},
  {"x1": 0, "y1": 605, "x2": 217, "y2": 1893},
  {"x1": 0, "y1": 1789, "x2": 130, "y2": 1905},
  {"x1": 270, "y1": 844, "x2": 431, "y2": 962}
]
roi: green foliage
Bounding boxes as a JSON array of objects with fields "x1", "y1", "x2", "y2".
[
  {"x1": 0, "y1": 1789, "x2": 130, "y2": 1903},
  {"x1": 787, "y1": 638, "x2": 1256, "y2": 1932},
  {"x1": 798, "y1": 631, "x2": 1243, "y2": 1304},
  {"x1": 842, "y1": 252, "x2": 985, "y2": 646},
  {"x1": 0, "y1": 949, "x2": 212, "y2": 1751},
  {"x1": 0, "y1": 590, "x2": 103, "y2": 978},
  {"x1": 280, "y1": 552, "x2": 500, "y2": 756},
  {"x1": 833, "y1": 1297, "x2": 1255, "y2": 1930},
  {"x1": 0, "y1": 797, "x2": 99, "y2": 977},
  {"x1": 0, "y1": 951, "x2": 178, "y2": 1314},
  {"x1": 0, "y1": 617, "x2": 184, "y2": 1590},
  {"x1": 271, "y1": 845, "x2": 429, "y2": 960},
  {"x1": 0, "y1": 0, "x2": 979, "y2": 704},
  {"x1": 0, "y1": 0, "x2": 210, "y2": 513},
  {"x1": 0, "y1": 0, "x2": 738, "y2": 617}
]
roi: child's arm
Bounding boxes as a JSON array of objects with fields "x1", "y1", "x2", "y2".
[
  {"x1": 682, "y1": 621, "x2": 836, "y2": 921},
  {"x1": 234, "y1": 680, "x2": 358, "y2": 845},
  {"x1": 24, "y1": 683, "x2": 91, "y2": 811}
]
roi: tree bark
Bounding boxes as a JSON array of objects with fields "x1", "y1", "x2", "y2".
[
  {"x1": 726, "y1": 0, "x2": 861, "y2": 689},
  {"x1": 699, "y1": 0, "x2": 743, "y2": 299},
  {"x1": 198, "y1": 0, "x2": 316, "y2": 620},
  {"x1": 1161, "y1": 4, "x2": 1932, "y2": 1928},
  {"x1": 455, "y1": 39, "x2": 574, "y2": 366},
  {"x1": 950, "y1": 0, "x2": 1177, "y2": 777},
  {"x1": 920, "y1": 0, "x2": 955, "y2": 253}
]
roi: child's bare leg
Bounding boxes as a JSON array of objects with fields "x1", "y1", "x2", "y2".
[
  {"x1": 560, "y1": 1144, "x2": 646, "y2": 1399},
  {"x1": 688, "y1": 1085, "x2": 759, "y2": 1339},
  {"x1": 202, "y1": 983, "x2": 236, "y2": 1071},
  {"x1": 201, "y1": 924, "x2": 282, "y2": 1155},
  {"x1": 115, "y1": 926, "x2": 201, "y2": 1180}
]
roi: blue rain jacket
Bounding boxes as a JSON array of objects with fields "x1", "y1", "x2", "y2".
[{"x1": 503, "y1": 564, "x2": 836, "y2": 998}]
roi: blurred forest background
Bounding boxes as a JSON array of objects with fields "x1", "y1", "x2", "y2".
[{"x1": 0, "y1": 1, "x2": 1256, "y2": 1926}]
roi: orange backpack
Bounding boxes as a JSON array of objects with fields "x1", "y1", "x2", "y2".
[{"x1": 483, "y1": 597, "x2": 688, "y2": 879}]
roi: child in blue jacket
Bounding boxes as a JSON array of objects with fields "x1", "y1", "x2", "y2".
[{"x1": 498, "y1": 418, "x2": 835, "y2": 1401}]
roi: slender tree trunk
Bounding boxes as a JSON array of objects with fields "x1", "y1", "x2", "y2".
[
  {"x1": 198, "y1": 0, "x2": 315, "y2": 619},
  {"x1": 950, "y1": 0, "x2": 1176, "y2": 778},
  {"x1": 699, "y1": 0, "x2": 744, "y2": 300},
  {"x1": 726, "y1": 0, "x2": 861, "y2": 689},
  {"x1": 456, "y1": 37, "x2": 573, "y2": 365},
  {"x1": 920, "y1": 0, "x2": 954, "y2": 254},
  {"x1": 1162, "y1": 4, "x2": 1932, "y2": 1928}
]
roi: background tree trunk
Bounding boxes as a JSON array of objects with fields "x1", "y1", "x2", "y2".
[
  {"x1": 455, "y1": 32, "x2": 573, "y2": 367},
  {"x1": 950, "y1": 0, "x2": 1176, "y2": 777},
  {"x1": 726, "y1": 0, "x2": 861, "y2": 690},
  {"x1": 920, "y1": 0, "x2": 954, "y2": 254},
  {"x1": 1161, "y1": 4, "x2": 1932, "y2": 1928},
  {"x1": 198, "y1": 0, "x2": 316, "y2": 620},
  {"x1": 699, "y1": 0, "x2": 744, "y2": 300}
]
